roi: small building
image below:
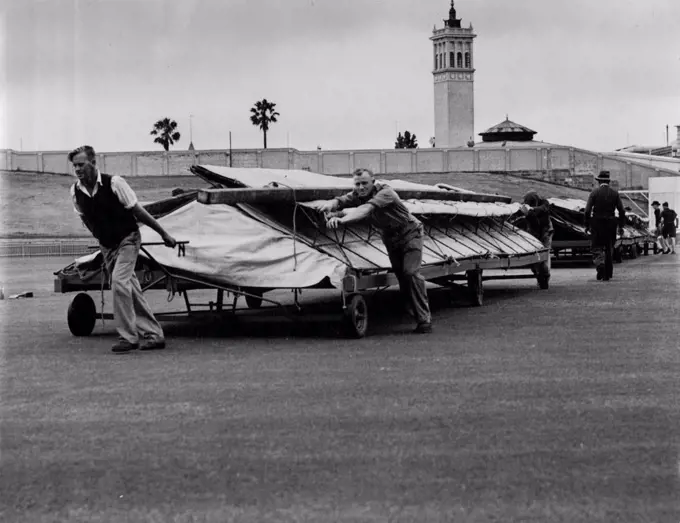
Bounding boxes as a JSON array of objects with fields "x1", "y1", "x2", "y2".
[{"x1": 479, "y1": 117, "x2": 537, "y2": 143}]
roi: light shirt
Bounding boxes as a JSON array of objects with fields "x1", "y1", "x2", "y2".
[{"x1": 70, "y1": 169, "x2": 138, "y2": 215}]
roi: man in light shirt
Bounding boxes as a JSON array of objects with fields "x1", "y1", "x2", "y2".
[
  {"x1": 315, "y1": 168, "x2": 432, "y2": 334},
  {"x1": 69, "y1": 145, "x2": 177, "y2": 353}
]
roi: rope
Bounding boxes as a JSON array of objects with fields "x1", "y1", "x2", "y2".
[{"x1": 269, "y1": 182, "x2": 299, "y2": 272}]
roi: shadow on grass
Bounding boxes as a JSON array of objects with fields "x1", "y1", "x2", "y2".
[{"x1": 143, "y1": 283, "x2": 541, "y2": 341}]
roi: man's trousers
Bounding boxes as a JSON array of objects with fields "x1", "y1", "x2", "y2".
[
  {"x1": 590, "y1": 217, "x2": 618, "y2": 279},
  {"x1": 529, "y1": 229, "x2": 553, "y2": 279},
  {"x1": 386, "y1": 231, "x2": 432, "y2": 326},
  {"x1": 100, "y1": 230, "x2": 164, "y2": 344}
]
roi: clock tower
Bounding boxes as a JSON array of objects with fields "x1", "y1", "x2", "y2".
[{"x1": 431, "y1": 1, "x2": 476, "y2": 148}]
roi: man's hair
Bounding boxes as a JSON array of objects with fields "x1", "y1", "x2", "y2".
[
  {"x1": 663, "y1": 202, "x2": 669, "y2": 207},
  {"x1": 68, "y1": 145, "x2": 96, "y2": 163},
  {"x1": 523, "y1": 190, "x2": 540, "y2": 207},
  {"x1": 652, "y1": 201, "x2": 660, "y2": 206},
  {"x1": 352, "y1": 168, "x2": 374, "y2": 178}
]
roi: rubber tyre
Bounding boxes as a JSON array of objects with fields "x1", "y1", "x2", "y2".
[
  {"x1": 245, "y1": 290, "x2": 264, "y2": 309},
  {"x1": 343, "y1": 294, "x2": 368, "y2": 338},
  {"x1": 629, "y1": 244, "x2": 638, "y2": 259},
  {"x1": 466, "y1": 269, "x2": 483, "y2": 307},
  {"x1": 537, "y1": 275, "x2": 550, "y2": 290},
  {"x1": 67, "y1": 292, "x2": 97, "y2": 336}
]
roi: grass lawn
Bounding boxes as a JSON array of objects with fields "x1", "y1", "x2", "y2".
[{"x1": 1, "y1": 255, "x2": 679, "y2": 522}]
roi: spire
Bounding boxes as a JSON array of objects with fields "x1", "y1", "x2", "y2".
[{"x1": 445, "y1": 0, "x2": 462, "y2": 28}]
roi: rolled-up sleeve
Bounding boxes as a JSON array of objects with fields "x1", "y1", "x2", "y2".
[
  {"x1": 335, "y1": 191, "x2": 359, "y2": 210},
  {"x1": 110, "y1": 176, "x2": 138, "y2": 209},
  {"x1": 367, "y1": 187, "x2": 399, "y2": 209}
]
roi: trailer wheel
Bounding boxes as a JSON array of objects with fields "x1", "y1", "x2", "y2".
[
  {"x1": 342, "y1": 294, "x2": 368, "y2": 338},
  {"x1": 629, "y1": 244, "x2": 638, "y2": 259},
  {"x1": 537, "y1": 275, "x2": 550, "y2": 290},
  {"x1": 245, "y1": 290, "x2": 264, "y2": 309},
  {"x1": 466, "y1": 269, "x2": 483, "y2": 307},
  {"x1": 67, "y1": 292, "x2": 96, "y2": 336}
]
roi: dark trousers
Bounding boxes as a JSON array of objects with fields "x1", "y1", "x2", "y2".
[
  {"x1": 529, "y1": 228, "x2": 553, "y2": 278},
  {"x1": 590, "y1": 218, "x2": 618, "y2": 278},
  {"x1": 386, "y1": 232, "x2": 432, "y2": 326}
]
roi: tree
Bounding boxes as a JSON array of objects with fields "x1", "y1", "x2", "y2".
[
  {"x1": 395, "y1": 131, "x2": 418, "y2": 149},
  {"x1": 150, "y1": 118, "x2": 181, "y2": 151},
  {"x1": 249, "y1": 98, "x2": 280, "y2": 149}
]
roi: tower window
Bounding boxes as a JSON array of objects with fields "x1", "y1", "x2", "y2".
[
  {"x1": 457, "y1": 52, "x2": 463, "y2": 68},
  {"x1": 449, "y1": 52, "x2": 454, "y2": 69},
  {"x1": 465, "y1": 52, "x2": 470, "y2": 68}
]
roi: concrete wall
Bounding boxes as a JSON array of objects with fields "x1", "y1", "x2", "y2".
[{"x1": 3, "y1": 144, "x2": 679, "y2": 190}]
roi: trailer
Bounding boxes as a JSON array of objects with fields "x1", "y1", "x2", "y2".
[
  {"x1": 54, "y1": 166, "x2": 551, "y2": 338},
  {"x1": 509, "y1": 196, "x2": 654, "y2": 262}
]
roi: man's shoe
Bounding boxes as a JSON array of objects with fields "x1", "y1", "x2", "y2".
[
  {"x1": 413, "y1": 323, "x2": 432, "y2": 334},
  {"x1": 596, "y1": 268, "x2": 603, "y2": 281},
  {"x1": 140, "y1": 338, "x2": 166, "y2": 351},
  {"x1": 112, "y1": 340, "x2": 139, "y2": 353}
]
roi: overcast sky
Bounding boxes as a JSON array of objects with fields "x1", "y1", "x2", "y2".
[{"x1": 2, "y1": 0, "x2": 679, "y2": 153}]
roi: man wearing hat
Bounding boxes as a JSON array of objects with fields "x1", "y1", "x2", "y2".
[
  {"x1": 583, "y1": 171, "x2": 626, "y2": 281},
  {"x1": 519, "y1": 191, "x2": 553, "y2": 289}
]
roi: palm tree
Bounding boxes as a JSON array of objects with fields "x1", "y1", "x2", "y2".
[
  {"x1": 249, "y1": 99, "x2": 279, "y2": 149},
  {"x1": 150, "y1": 118, "x2": 181, "y2": 151}
]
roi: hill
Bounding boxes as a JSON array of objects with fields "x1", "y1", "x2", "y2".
[{"x1": 0, "y1": 170, "x2": 596, "y2": 238}]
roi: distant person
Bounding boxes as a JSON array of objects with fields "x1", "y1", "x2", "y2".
[
  {"x1": 519, "y1": 191, "x2": 553, "y2": 289},
  {"x1": 660, "y1": 202, "x2": 678, "y2": 254},
  {"x1": 314, "y1": 168, "x2": 432, "y2": 334},
  {"x1": 68, "y1": 145, "x2": 177, "y2": 353},
  {"x1": 651, "y1": 201, "x2": 668, "y2": 254},
  {"x1": 584, "y1": 171, "x2": 626, "y2": 281}
]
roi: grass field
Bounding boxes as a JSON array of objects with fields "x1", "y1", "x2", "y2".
[
  {"x1": 1, "y1": 255, "x2": 679, "y2": 522},
  {"x1": 0, "y1": 169, "x2": 595, "y2": 238}
]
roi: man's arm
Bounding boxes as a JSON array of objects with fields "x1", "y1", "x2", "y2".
[
  {"x1": 314, "y1": 191, "x2": 358, "y2": 214},
  {"x1": 615, "y1": 193, "x2": 626, "y2": 229},
  {"x1": 327, "y1": 204, "x2": 374, "y2": 228},
  {"x1": 111, "y1": 176, "x2": 176, "y2": 247},
  {"x1": 583, "y1": 191, "x2": 595, "y2": 230},
  {"x1": 131, "y1": 204, "x2": 176, "y2": 247}
]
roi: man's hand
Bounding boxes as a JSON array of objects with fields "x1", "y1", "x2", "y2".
[
  {"x1": 162, "y1": 232, "x2": 177, "y2": 248},
  {"x1": 316, "y1": 200, "x2": 337, "y2": 213},
  {"x1": 326, "y1": 216, "x2": 343, "y2": 229},
  {"x1": 519, "y1": 204, "x2": 530, "y2": 215}
]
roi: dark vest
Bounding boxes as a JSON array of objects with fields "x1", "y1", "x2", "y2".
[{"x1": 74, "y1": 174, "x2": 138, "y2": 248}]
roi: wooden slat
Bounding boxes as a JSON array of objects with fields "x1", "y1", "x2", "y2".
[{"x1": 197, "y1": 187, "x2": 512, "y2": 206}]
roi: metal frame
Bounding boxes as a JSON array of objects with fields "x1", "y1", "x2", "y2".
[{"x1": 55, "y1": 237, "x2": 550, "y2": 337}]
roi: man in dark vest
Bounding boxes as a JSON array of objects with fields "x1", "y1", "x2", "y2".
[
  {"x1": 69, "y1": 145, "x2": 177, "y2": 353},
  {"x1": 519, "y1": 191, "x2": 554, "y2": 289},
  {"x1": 315, "y1": 168, "x2": 432, "y2": 334},
  {"x1": 583, "y1": 171, "x2": 626, "y2": 281}
]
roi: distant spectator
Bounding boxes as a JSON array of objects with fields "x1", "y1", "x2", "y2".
[
  {"x1": 660, "y1": 202, "x2": 678, "y2": 254},
  {"x1": 651, "y1": 201, "x2": 667, "y2": 254}
]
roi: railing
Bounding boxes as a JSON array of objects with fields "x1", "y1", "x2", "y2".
[{"x1": 0, "y1": 239, "x2": 92, "y2": 258}]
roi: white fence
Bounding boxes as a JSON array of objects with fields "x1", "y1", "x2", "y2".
[{"x1": 0, "y1": 239, "x2": 92, "y2": 258}]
